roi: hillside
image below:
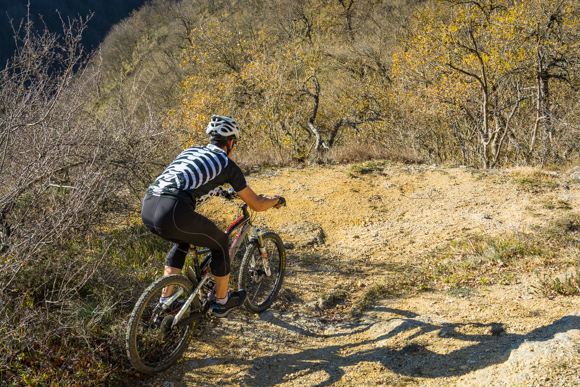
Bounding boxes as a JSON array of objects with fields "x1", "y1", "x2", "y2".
[
  {"x1": 0, "y1": 0, "x2": 148, "y2": 64},
  {"x1": 138, "y1": 162, "x2": 580, "y2": 387}
]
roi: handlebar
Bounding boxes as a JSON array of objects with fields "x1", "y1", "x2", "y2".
[
  {"x1": 215, "y1": 187, "x2": 287, "y2": 207},
  {"x1": 216, "y1": 187, "x2": 238, "y2": 200}
]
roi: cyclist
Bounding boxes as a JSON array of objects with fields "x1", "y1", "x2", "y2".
[{"x1": 141, "y1": 115, "x2": 284, "y2": 317}]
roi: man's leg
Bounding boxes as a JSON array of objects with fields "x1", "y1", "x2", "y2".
[
  {"x1": 142, "y1": 196, "x2": 245, "y2": 313},
  {"x1": 142, "y1": 195, "x2": 184, "y2": 301},
  {"x1": 161, "y1": 266, "x2": 182, "y2": 298},
  {"x1": 161, "y1": 243, "x2": 189, "y2": 297},
  {"x1": 214, "y1": 274, "x2": 230, "y2": 299}
]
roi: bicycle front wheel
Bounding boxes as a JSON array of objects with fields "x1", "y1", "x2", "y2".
[
  {"x1": 126, "y1": 275, "x2": 198, "y2": 374},
  {"x1": 238, "y1": 232, "x2": 286, "y2": 313}
]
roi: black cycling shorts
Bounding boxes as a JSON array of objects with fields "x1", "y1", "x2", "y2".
[{"x1": 141, "y1": 194, "x2": 230, "y2": 276}]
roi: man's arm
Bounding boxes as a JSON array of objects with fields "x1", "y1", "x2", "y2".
[{"x1": 237, "y1": 186, "x2": 280, "y2": 212}]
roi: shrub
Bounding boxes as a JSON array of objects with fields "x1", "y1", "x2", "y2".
[{"x1": 0, "y1": 14, "x2": 175, "y2": 385}]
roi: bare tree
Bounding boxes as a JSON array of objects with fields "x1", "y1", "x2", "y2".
[
  {"x1": 301, "y1": 73, "x2": 323, "y2": 152},
  {"x1": 525, "y1": 1, "x2": 580, "y2": 162},
  {"x1": 0, "y1": 11, "x2": 170, "y2": 371}
]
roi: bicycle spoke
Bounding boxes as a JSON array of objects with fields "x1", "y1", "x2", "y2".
[
  {"x1": 239, "y1": 232, "x2": 285, "y2": 313},
  {"x1": 126, "y1": 275, "x2": 198, "y2": 373}
]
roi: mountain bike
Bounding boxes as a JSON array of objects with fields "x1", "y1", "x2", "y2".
[{"x1": 126, "y1": 188, "x2": 287, "y2": 374}]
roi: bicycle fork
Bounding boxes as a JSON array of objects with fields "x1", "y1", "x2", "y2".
[{"x1": 254, "y1": 229, "x2": 271, "y2": 277}]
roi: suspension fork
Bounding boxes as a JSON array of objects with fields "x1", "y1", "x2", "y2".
[{"x1": 253, "y1": 229, "x2": 272, "y2": 276}]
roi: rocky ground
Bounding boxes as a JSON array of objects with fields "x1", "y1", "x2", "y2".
[{"x1": 137, "y1": 163, "x2": 580, "y2": 387}]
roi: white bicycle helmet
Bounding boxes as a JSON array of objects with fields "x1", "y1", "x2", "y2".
[{"x1": 206, "y1": 115, "x2": 240, "y2": 139}]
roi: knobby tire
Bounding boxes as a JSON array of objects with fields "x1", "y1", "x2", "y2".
[
  {"x1": 126, "y1": 274, "x2": 197, "y2": 374},
  {"x1": 238, "y1": 232, "x2": 285, "y2": 313}
]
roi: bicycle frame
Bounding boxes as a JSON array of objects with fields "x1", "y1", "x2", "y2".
[
  {"x1": 127, "y1": 189, "x2": 287, "y2": 374},
  {"x1": 171, "y1": 202, "x2": 259, "y2": 329}
]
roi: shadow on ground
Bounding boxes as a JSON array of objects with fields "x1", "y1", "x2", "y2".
[{"x1": 181, "y1": 309, "x2": 580, "y2": 386}]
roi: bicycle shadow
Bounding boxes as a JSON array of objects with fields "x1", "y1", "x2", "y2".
[{"x1": 184, "y1": 307, "x2": 580, "y2": 386}]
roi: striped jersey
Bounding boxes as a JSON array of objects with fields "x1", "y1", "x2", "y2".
[{"x1": 146, "y1": 144, "x2": 247, "y2": 203}]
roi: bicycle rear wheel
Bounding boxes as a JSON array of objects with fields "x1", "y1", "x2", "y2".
[
  {"x1": 238, "y1": 232, "x2": 286, "y2": 313},
  {"x1": 126, "y1": 275, "x2": 198, "y2": 374}
]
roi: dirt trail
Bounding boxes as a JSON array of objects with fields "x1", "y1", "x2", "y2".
[{"x1": 140, "y1": 163, "x2": 580, "y2": 387}]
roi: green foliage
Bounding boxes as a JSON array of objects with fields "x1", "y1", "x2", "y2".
[
  {"x1": 350, "y1": 160, "x2": 385, "y2": 175},
  {"x1": 1, "y1": 221, "x2": 169, "y2": 386},
  {"x1": 540, "y1": 199, "x2": 572, "y2": 210},
  {"x1": 544, "y1": 216, "x2": 580, "y2": 245},
  {"x1": 514, "y1": 171, "x2": 559, "y2": 192},
  {"x1": 359, "y1": 282, "x2": 398, "y2": 310},
  {"x1": 536, "y1": 271, "x2": 580, "y2": 297},
  {"x1": 432, "y1": 215, "x2": 580, "y2": 287}
]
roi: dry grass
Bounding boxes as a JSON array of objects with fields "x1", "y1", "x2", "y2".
[
  {"x1": 0, "y1": 221, "x2": 174, "y2": 386},
  {"x1": 329, "y1": 143, "x2": 424, "y2": 165},
  {"x1": 232, "y1": 141, "x2": 424, "y2": 172},
  {"x1": 231, "y1": 145, "x2": 297, "y2": 171},
  {"x1": 360, "y1": 215, "x2": 580, "y2": 310}
]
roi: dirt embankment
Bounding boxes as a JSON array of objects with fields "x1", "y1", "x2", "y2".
[{"x1": 141, "y1": 163, "x2": 580, "y2": 387}]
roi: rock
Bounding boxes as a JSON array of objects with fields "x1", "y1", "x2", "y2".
[
  {"x1": 490, "y1": 323, "x2": 505, "y2": 336},
  {"x1": 278, "y1": 288, "x2": 293, "y2": 301},
  {"x1": 402, "y1": 343, "x2": 423, "y2": 354},
  {"x1": 281, "y1": 221, "x2": 326, "y2": 247},
  {"x1": 301, "y1": 301, "x2": 319, "y2": 312}
]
